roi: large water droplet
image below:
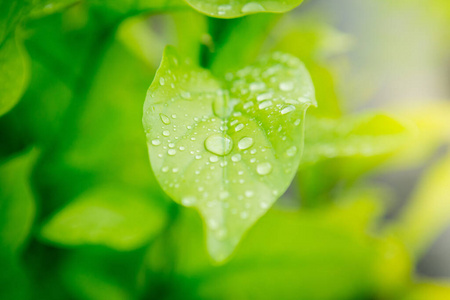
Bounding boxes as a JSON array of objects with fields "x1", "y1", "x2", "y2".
[
  {"x1": 204, "y1": 133, "x2": 233, "y2": 156},
  {"x1": 151, "y1": 139, "x2": 161, "y2": 146},
  {"x1": 160, "y1": 113, "x2": 171, "y2": 125},
  {"x1": 256, "y1": 162, "x2": 272, "y2": 175},
  {"x1": 213, "y1": 90, "x2": 232, "y2": 118},
  {"x1": 168, "y1": 149, "x2": 176, "y2": 156},
  {"x1": 238, "y1": 137, "x2": 254, "y2": 150}
]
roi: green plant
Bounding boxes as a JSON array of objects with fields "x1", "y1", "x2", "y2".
[{"x1": 1, "y1": 0, "x2": 450, "y2": 299}]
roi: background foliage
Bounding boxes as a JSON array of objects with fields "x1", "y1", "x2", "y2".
[{"x1": 1, "y1": 0, "x2": 449, "y2": 299}]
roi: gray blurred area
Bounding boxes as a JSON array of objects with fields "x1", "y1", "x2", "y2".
[{"x1": 299, "y1": 0, "x2": 450, "y2": 279}]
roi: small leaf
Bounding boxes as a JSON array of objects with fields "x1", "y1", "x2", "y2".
[
  {"x1": 395, "y1": 152, "x2": 450, "y2": 257},
  {"x1": 0, "y1": 35, "x2": 29, "y2": 117},
  {"x1": 0, "y1": 148, "x2": 37, "y2": 254},
  {"x1": 302, "y1": 113, "x2": 412, "y2": 164},
  {"x1": 184, "y1": 0, "x2": 304, "y2": 18},
  {"x1": 143, "y1": 47, "x2": 315, "y2": 261},
  {"x1": 40, "y1": 186, "x2": 168, "y2": 250}
]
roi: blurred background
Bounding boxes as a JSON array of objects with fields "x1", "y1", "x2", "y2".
[{"x1": 1, "y1": 0, "x2": 449, "y2": 299}]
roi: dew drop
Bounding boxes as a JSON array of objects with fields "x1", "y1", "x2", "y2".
[
  {"x1": 231, "y1": 154, "x2": 242, "y2": 162},
  {"x1": 279, "y1": 81, "x2": 294, "y2": 91},
  {"x1": 235, "y1": 123, "x2": 244, "y2": 132},
  {"x1": 163, "y1": 130, "x2": 170, "y2": 137},
  {"x1": 240, "y1": 211, "x2": 249, "y2": 219},
  {"x1": 182, "y1": 196, "x2": 196, "y2": 206},
  {"x1": 245, "y1": 190, "x2": 254, "y2": 198},
  {"x1": 286, "y1": 146, "x2": 297, "y2": 157},
  {"x1": 181, "y1": 91, "x2": 191, "y2": 99},
  {"x1": 168, "y1": 149, "x2": 176, "y2": 156},
  {"x1": 204, "y1": 133, "x2": 233, "y2": 156},
  {"x1": 259, "y1": 101, "x2": 273, "y2": 109},
  {"x1": 151, "y1": 139, "x2": 161, "y2": 146},
  {"x1": 281, "y1": 105, "x2": 296, "y2": 115},
  {"x1": 212, "y1": 91, "x2": 231, "y2": 118},
  {"x1": 249, "y1": 82, "x2": 266, "y2": 91},
  {"x1": 241, "y1": 2, "x2": 265, "y2": 13},
  {"x1": 161, "y1": 166, "x2": 169, "y2": 173},
  {"x1": 243, "y1": 101, "x2": 253, "y2": 109},
  {"x1": 209, "y1": 155, "x2": 219, "y2": 163},
  {"x1": 256, "y1": 162, "x2": 272, "y2": 175},
  {"x1": 238, "y1": 137, "x2": 254, "y2": 150},
  {"x1": 260, "y1": 202, "x2": 269, "y2": 209},
  {"x1": 159, "y1": 77, "x2": 165, "y2": 85},
  {"x1": 160, "y1": 113, "x2": 171, "y2": 125},
  {"x1": 256, "y1": 92, "x2": 272, "y2": 102}
]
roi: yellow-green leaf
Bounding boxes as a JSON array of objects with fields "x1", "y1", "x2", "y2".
[{"x1": 184, "y1": 0, "x2": 304, "y2": 18}]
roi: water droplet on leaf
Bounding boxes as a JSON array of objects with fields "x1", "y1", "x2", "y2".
[
  {"x1": 238, "y1": 137, "x2": 254, "y2": 150},
  {"x1": 256, "y1": 162, "x2": 272, "y2": 175},
  {"x1": 204, "y1": 133, "x2": 233, "y2": 156}
]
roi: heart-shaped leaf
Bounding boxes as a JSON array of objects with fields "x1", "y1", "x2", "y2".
[
  {"x1": 184, "y1": 0, "x2": 304, "y2": 18},
  {"x1": 143, "y1": 47, "x2": 315, "y2": 261}
]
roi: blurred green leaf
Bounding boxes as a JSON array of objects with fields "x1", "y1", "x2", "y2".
[
  {"x1": 389, "y1": 101, "x2": 450, "y2": 168},
  {"x1": 302, "y1": 113, "x2": 412, "y2": 164},
  {"x1": 88, "y1": 0, "x2": 187, "y2": 20},
  {"x1": 0, "y1": 148, "x2": 37, "y2": 254},
  {"x1": 402, "y1": 281, "x2": 450, "y2": 300},
  {"x1": 60, "y1": 247, "x2": 146, "y2": 300},
  {"x1": 146, "y1": 192, "x2": 411, "y2": 300},
  {"x1": 143, "y1": 47, "x2": 315, "y2": 261},
  {"x1": 298, "y1": 113, "x2": 412, "y2": 207},
  {"x1": 184, "y1": 0, "x2": 303, "y2": 18},
  {"x1": 208, "y1": 14, "x2": 280, "y2": 75},
  {"x1": 40, "y1": 186, "x2": 168, "y2": 250},
  {"x1": 0, "y1": 148, "x2": 38, "y2": 300},
  {"x1": 272, "y1": 18, "x2": 353, "y2": 118},
  {"x1": 395, "y1": 152, "x2": 450, "y2": 257},
  {"x1": 0, "y1": 35, "x2": 29, "y2": 117}
]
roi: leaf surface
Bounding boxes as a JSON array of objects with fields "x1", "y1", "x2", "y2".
[
  {"x1": 184, "y1": 0, "x2": 304, "y2": 18},
  {"x1": 40, "y1": 186, "x2": 168, "y2": 250},
  {"x1": 302, "y1": 113, "x2": 411, "y2": 164},
  {"x1": 143, "y1": 47, "x2": 315, "y2": 261},
  {"x1": 395, "y1": 153, "x2": 450, "y2": 257},
  {"x1": 0, "y1": 36, "x2": 29, "y2": 117}
]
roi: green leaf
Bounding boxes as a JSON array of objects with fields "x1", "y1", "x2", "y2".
[
  {"x1": 0, "y1": 148, "x2": 37, "y2": 254},
  {"x1": 183, "y1": 0, "x2": 304, "y2": 18},
  {"x1": 0, "y1": 35, "x2": 29, "y2": 117},
  {"x1": 61, "y1": 248, "x2": 145, "y2": 300},
  {"x1": 143, "y1": 47, "x2": 315, "y2": 261},
  {"x1": 402, "y1": 282, "x2": 450, "y2": 300},
  {"x1": 302, "y1": 113, "x2": 412, "y2": 164},
  {"x1": 40, "y1": 186, "x2": 168, "y2": 250},
  {"x1": 147, "y1": 193, "x2": 411, "y2": 300},
  {"x1": 394, "y1": 152, "x2": 450, "y2": 257},
  {"x1": 88, "y1": 0, "x2": 187, "y2": 20}
]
